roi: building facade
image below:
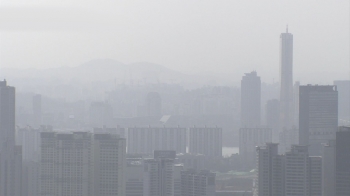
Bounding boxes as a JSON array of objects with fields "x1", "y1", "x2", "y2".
[
  {"x1": 181, "y1": 169, "x2": 216, "y2": 196},
  {"x1": 240, "y1": 71, "x2": 261, "y2": 127},
  {"x1": 128, "y1": 126, "x2": 186, "y2": 154},
  {"x1": 299, "y1": 85, "x2": 338, "y2": 155}
]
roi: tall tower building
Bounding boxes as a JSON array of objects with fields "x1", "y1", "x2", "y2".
[
  {"x1": 32, "y1": 94, "x2": 42, "y2": 127},
  {"x1": 299, "y1": 85, "x2": 338, "y2": 155},
  {"x1": 279, "y1": 27, "x2": 294, "y2": 130},
  {"x1": 240, "y1": 71, "x2": 261, "y2": 127},
  {"x1": 0, "y1": 80, "x2": 22, "y2": 196}
]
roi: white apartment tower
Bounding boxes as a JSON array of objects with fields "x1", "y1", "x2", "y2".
[
  {"x1": 189, "y1": 126, "x2": 222, "y2": 157},
  {"x1": 128, "y1": 126, "x2": 186, "y2": 154}
]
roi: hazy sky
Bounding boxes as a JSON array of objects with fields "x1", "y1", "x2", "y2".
[{"x1": 0, "y1": 0, "x2": 348, "y2": 84}]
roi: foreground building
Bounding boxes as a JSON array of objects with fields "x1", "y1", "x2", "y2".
[
  {"x1": 254, "y1": 143, "x2": 322, "y2": 196},
  {"x1": 40, "y1": 132, "x2": 126, "y2": 196},
  {"x1": 181, "y1": 169, "x2": 216, "y2": 196}
]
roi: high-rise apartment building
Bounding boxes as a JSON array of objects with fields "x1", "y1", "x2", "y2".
[
  {"x1": 0, "y1": 80, "x2": 22, "y2": 196},
  {"x1": 126, "y1": 158, "x2": 144, "y2": 196},
  {"x1": 284, "y1": 145, "x2": 310, "y2": 196},
  {"x1": 180, "y1": 169, "x2": 216, "y2": 196},
  {"x1": 254, "y1": 143, "x2": 284, "y2": 196},
  {"x1": 127, "y1": 126, "x2": 186, "y2": 154},
  {"x1": 92, "y1": 133, "x2": 126, "y2": 196},
  {"x1": 280, "y1": 27, "x2": 294, "y2": 130},
  {"x1": 299, "y1": 85, "x2": 338, "y2": 155},
  {"x1": 143, "y1": 158, "x2": 174, "y2": 196},
  {"x1": 254, "y1": 144, "x2": 322, "y2": 196},
  {"x1": 189, "y1": 126, "x2": 222, "y2": 157},
  {"x1": 241, "y1": 71, "x2": 261, "y2": 127},
  {"x1": 40, "y1": 132, "x2": 126, "y2": 196},
  {"x1": 239, "y1": 127, "x2": 272, "y2": 169},
  {"x1": 322, "y1": 140, "x2": 336, "y2": 196},
  {"x1": 309, "y1": 156, "x2": 322, "y2": 196}
]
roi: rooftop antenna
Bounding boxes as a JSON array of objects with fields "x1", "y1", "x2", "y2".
[{"x1": 286, "y1": 25, "x2": 289, "y2": 33}]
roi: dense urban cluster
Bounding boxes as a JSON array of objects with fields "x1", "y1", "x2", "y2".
[{"x1": 0, "y1": 28, "x2": 348, "y2": 196}]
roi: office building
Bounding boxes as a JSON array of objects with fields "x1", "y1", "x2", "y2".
[
  {"x1": 181, "y1": 169, "x2": 216, "y2": 196},
  {"x1": 176, "y1": 153, "x2": 205, "y2": 170},
  {"x1": 189, "y1": 126, "x2": 222, "y2": 157},
  {"x1": 279, "y1": 27, "x2": 294, "y2": 130},
  {"x1": 279, "y1": 127, "x2": 298, "y2": 153},
  {"x1": 334, "y1": 80, "x2": 350, "y2": 125},
  {"x1": 335, "y1": 126, "x2": 350, "y2": 196},
  {"x1": 40, "y1": 132, "x2": 126, "y2": 196},
  {"x1": 299, "y1": 85, "x2": 338, "y2": 155},
  {"x1": 239, "y1": 127, "x2": 272, "y2": 169},
  {"x1": 127, "y1": 126, "x2": 186, "y2": 154},
  {"x1": 265, "y1": 99, "x2": 280, "y2": 142},
  {"x1": 0, "y1": 80, "x2": 22, "y2": 196},
  {"x1": 240, "y1": 71, "x2": 261, "y2": 127}
]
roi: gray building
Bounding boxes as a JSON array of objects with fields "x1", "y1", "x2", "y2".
[
  {"x1": 181, "y1": 169, "x2": 216, "y2": 196},
  {"x1": 322, "y1": 140, "x2": 336, "y2": 196},
  {"x1": 126, "y1": 158, "x2": 144, "y2": 196},
  {"x1": 335, "y1": 126, "x2": 350, "y2": 196},
  {"x1": 240, "y1": 71, "x2": 261, "y2": 127},
  {"x1": 0, "y1": 80, "x2": 22, "y2": 196},
  {"x1": 40, "y1": 132, "x2": 126, "y2": 196},
  {"x1": 333, "y1": 80, "x2": 350, "y2": 125},
  {"x1": 239, "y1": 127, "x2": 272, "y2": 169},
  {"x1": 279, "y1": 27, "x2": 294, "y2": 130},
  {"x1": 299, "y1": 85, "x2": 338, "y2": 155},
  {"x1": 254, "y1": 144, "x2": 322, "y2": 196}
]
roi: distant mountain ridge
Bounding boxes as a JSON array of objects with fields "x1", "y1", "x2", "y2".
[{"x1": 0, "y1": 59, "x2": 188, "y2": 84}]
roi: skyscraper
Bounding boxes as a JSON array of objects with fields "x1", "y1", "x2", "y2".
[
  {"x1": 0, "y1": 80, "x2": 22, "y2": 196},
  {"x1": 279, "y1": 27, "x2": 294, "y2": 130},
  {"x1": 299, "y1": 85, "x2": 338, "y2": 155},
  {"x1": 240, "y1": 71, "x2": 261, "y2": 127}
]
